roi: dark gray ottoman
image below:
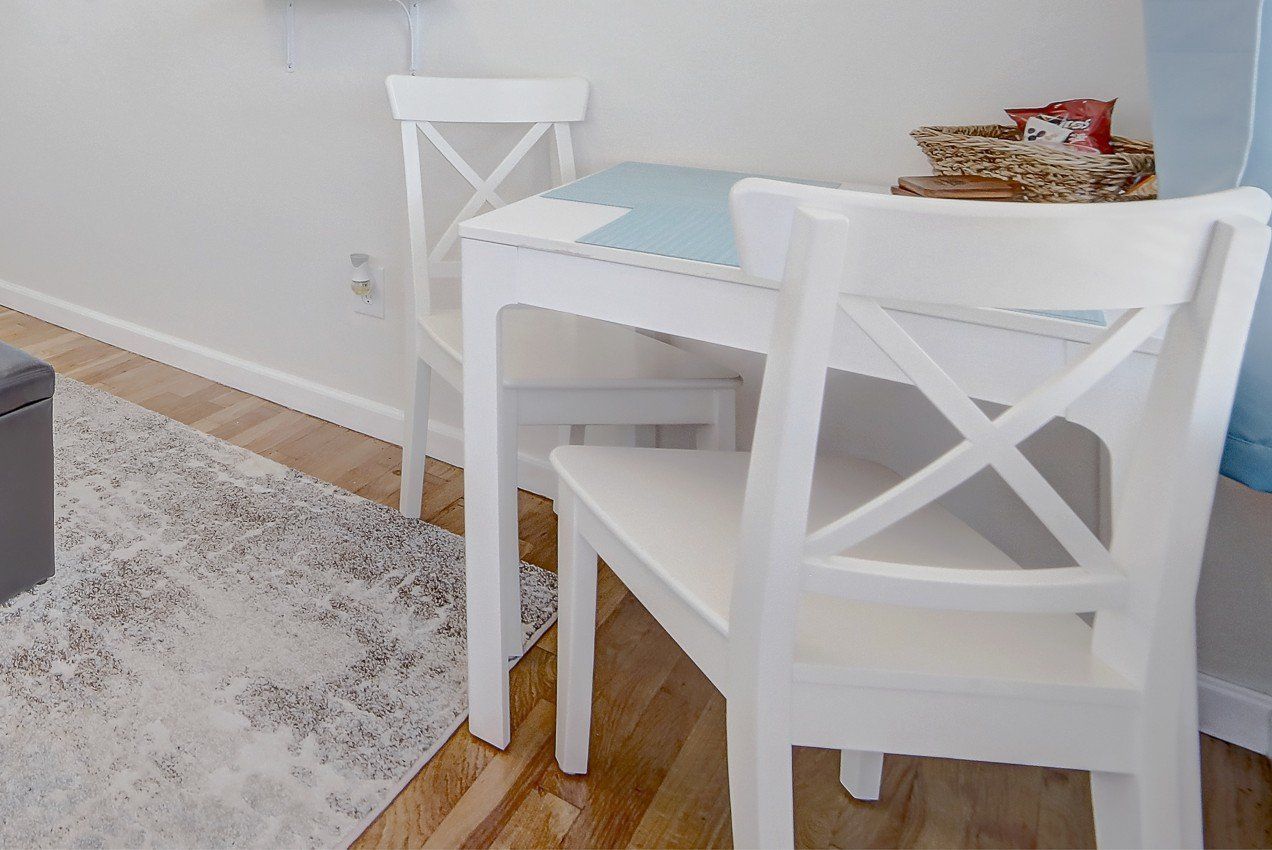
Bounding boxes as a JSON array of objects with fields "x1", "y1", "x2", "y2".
[{"x1": 0, "y1": 340, "x2": 55, "y2": 600}]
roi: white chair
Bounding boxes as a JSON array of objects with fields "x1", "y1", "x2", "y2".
[
  {"x1": 551, "y1": 180, "x2": 1272, "y2": 849},
  {"x1": 386, "y1": 75, "x2": 740, "y2": 518}
]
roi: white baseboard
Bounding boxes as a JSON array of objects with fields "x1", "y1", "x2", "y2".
[
  {"x1": 0, "y1": 278, "x2": 557, "y2": 498},
  {"x1": 1199, "y1": 673, "x2": 1272, "y2": 756}
]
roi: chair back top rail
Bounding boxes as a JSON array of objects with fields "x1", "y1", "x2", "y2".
[
  {"x1": 728, "y1": 179, "x2": 1271, "y2": 686},
  {"x1": 732, "y1": 181, "x2": 1270, "y2": 310},
  {"x1": 387, "y1": 75, "x2": 589, "y2": 124}
]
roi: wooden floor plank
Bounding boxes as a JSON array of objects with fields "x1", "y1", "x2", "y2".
[
  {"x1": 236, "y1": 408, "x2": 327, "y2": 456},
  {"x1": 59, "y1": 348, "x2": 143, "y2": 384},
  {"x1": 1202, "y1": 734, "x2": 1272, "y2": 849},
  {"x1": 628, "y1": 698, "x2": 732, "y2": 850},
  {"x1": 3, "y1": 308, "x2": 1270, "y2": 850},
  {"x1": 555, "y1": 650, "x2": 719, "y2": 849},
  {"x1": 353, "y1": 646, "x2": 558, "y2": 849},
  {"x1": 189, "y1": 395, "x2": 276, "y2": 439},
  {"x1": 1036, "y1": 767, "x2": 1096, "y2": 849},
  {"x1": 489, "y1": 786, "x2": 581, "y2": 850},
  {"x1": 421, "y1": 701, "x2": 558, "y2": 849}
]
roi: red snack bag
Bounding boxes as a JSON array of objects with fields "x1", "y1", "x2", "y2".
[{"x1": 1005, "y1": 98, "x2": 1117, "y2": 154}]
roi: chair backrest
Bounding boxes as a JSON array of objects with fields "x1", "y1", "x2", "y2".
[
  {"x1": 728, "y1": 179, "x2": 1271, "y2": 692},
  {"x1": 386, "y1": 75, "x2": 590, "y2": 318}
]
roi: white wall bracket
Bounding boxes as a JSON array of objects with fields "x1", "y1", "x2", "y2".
[
  {"x1": 285, "y1": 0, "x2": 297, "y2": 72},
  {"x1": 392, "y1": 0, "x2": 425, "y2": 75},
  {"x1": 284, "y1": 0, "x2": 423, "y2": 74}
]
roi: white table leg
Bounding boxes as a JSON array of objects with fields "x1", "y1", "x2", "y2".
[
  {"x1": 500, "y1": 394, "x2": 524, "y2": 662},
  {"x1": 462, "y1": 241, "x2": 520, "y2": 749}
]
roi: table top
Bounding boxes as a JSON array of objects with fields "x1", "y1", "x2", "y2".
[
  {"x1": 462, "y1": 193, "x2": 754, "y2": 282},
  {"x1": 460, "y1": 170, "x2": 1160, "y2": 353}
]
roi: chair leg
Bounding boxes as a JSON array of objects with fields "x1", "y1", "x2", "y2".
[
  {"x1": 558, "y1": 425, "x2": 587, "y2": 447},
  {"x1": 839, "y1": 750, "x2": 884, "y2": 801},
  {"x1": 398, "y1": 358, "x2": 432, "y2": 519},
  {"x1": 727, "y1": 702, "x2": 795, "y2": 849},
  {"x1": 555, "y1": 491, "x2": 599, "y2": 775},
  {"x1": 1176, "y1": 687, "x2": 1205, "y2": 849},
  {"x1": 552, "y1": 427, "x2": 587, "y2": 512},
  {"x1": 696, "y1": 388, "x2": 737, "y2": 451},
  {"x1": 1090, "y1": 709, "x2": 1203, "y2": 849},
  {"x1": 727, "y1": 692, "x2": 793, "y2": 850}
]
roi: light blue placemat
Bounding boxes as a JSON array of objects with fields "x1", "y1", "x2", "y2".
[
  {"x1": 547, "y1": 162, "x2": 1106, "y2": 326},
  {"x1": 545, "y1": 162, "x2": 837, "y2": 266},
  {"x1": 580, "y1": 203, "x2": 744, "y2": 266}
]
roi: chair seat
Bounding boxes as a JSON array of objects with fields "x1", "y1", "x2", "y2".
[
  {"x1": 551, "y1": 446, "x2": 1137, "y2": 704},
  {"x1": 420, "y1": 307, "x2": 740, "y2": 390}
]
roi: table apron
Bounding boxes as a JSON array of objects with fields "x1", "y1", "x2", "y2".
[
  {"x1": 514, "y1": 245, "x2": 777, "y2": 352},
  {"x1": 501, "y1": 241, "x2": 1137, "y2": 419}
]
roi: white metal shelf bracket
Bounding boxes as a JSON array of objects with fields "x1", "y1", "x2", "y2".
[
  {"x1": 285, "y1": 0, "x2": 297, "y2": 72},
  {"x1": 392, "y1": 0, "x2": 425, "y2": 75},
  {"x1": 284, "y1": 0, "x2": 423, "y2": 74}
]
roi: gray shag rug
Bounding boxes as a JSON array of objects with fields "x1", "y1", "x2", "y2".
[{"x1": 0, "y1": 377, "x2": 557, "y2": 849}]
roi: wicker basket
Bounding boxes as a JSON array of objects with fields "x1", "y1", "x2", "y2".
[{"x1": 910, "y1": 125, "x2": 1155, "y2": 202}]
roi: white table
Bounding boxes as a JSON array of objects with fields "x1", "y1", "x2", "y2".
[{"x1": 458, "y1": 185, "x2": 1163, "y2": 749}]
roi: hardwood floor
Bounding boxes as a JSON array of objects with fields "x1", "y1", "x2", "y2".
[{"x1": 3, "y1": 304, "x2": 1270, "y2": 850}]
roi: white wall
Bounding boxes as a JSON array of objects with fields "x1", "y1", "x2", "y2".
[
  {"x1": 0, "y1": 0, "x2": 1153, "y2": 430},
  {"x1": 3, "y1": 1, "x2": 1267, "y2": 742}
]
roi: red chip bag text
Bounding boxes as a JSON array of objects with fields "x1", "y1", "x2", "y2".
[{"x1": 1005, "y1": 98, "x2": 1117, "y2": 154}]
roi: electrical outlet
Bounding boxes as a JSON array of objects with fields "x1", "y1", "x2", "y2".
[{"x1": 352, "y1": 266, "x2": 386, "y2": 318}]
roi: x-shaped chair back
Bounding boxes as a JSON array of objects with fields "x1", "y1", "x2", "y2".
[
  {"x1": 727, "y1": 179, "x2": 1271, "y2": 680},
  {"x1": 387, "y1": 75, "x2": 589, "y2": 317},
  {"x1": 806, "y1": 298, "x2": 1167, "y2": 576}
]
